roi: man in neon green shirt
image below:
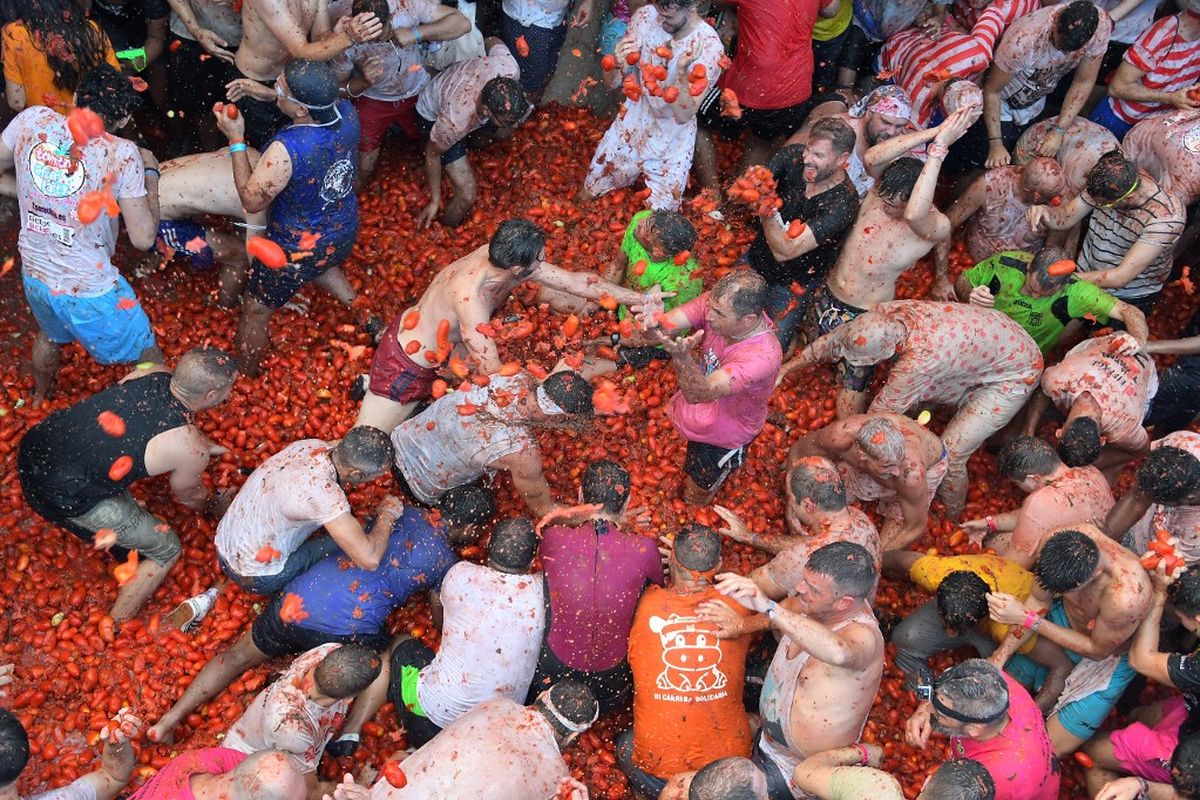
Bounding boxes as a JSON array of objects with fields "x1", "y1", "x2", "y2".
[{"x1": 954, "y1": 246, "x2": 1148, "y2": 353}]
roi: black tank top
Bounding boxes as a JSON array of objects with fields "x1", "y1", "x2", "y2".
[{"x1": 18, "y1": 372, "x2": 192, "y2": 518}]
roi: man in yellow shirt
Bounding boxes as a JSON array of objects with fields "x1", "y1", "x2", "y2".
[{"x1": 883, "y1": 550, "x2": 1073, "y2": 712}]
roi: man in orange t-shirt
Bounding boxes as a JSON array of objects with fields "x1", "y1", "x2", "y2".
[{"x1": 617, "y1": 523, "x2": 754, "y2": 797}]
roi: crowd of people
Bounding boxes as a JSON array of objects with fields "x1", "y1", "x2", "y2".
[{"x1": 1, "y1": 0, "x2": 1200, "y2": 797}]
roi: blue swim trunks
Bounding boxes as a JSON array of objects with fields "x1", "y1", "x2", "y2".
[
  {"x1": 23, "y1": 273, "x2": 157, "y2": 364},
  {"x1": 1005, "y1": 599, "x2": 1137, "y2": 740}
]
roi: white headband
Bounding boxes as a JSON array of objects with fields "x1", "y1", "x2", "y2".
[
  {"x1": 539, "y1": 689, "x2": 598, "y2": 733},
  {"x1": 536, "y1": 383, "x2": 565, "y2": 416}
]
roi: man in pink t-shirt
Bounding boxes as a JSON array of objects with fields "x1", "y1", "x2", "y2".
[
  {"x1": 650, "y1": 271, "x2": 783, "y2": 503},
  {"x1": 906, "y1": 659, "x2": 1059, "y2": 800},
  {"x1": 126, "y1": 749, "x2": 305, "y2": 800}
]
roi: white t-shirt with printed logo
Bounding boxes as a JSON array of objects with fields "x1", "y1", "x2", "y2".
[
  {"x1": 1, "y1": 105, "x2": 146, "y2": 296},
  {"x1": 214, "y1": 439, "x2": 352, "y2": 578}
]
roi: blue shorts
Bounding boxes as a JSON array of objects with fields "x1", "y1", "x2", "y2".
[
  {"x1": 157, "y1": 219, "x2": 214, "y2": 269},
  {"x1": 599, "y1": 14, "x2": 628, "y2": 56},
  {"x1": 23, "y1": 273, "x2": 157, "y2": 364},
  {"x1": 1006, "y1": 599, "x2": 1138, "y2": 739},
  {"x1": 1089, "y1": 99, "x2": 1134, "y2": 141}
]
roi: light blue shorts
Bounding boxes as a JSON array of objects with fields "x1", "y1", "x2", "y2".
[
  {"x1": 599, "y1": 14, "x2": 628, "y2": 56},
  {"x1": 23, "y1": 273, "x2": 157, "y2": 364},
  {"x1": 1005, "y1": 599, "x2": 1137, "y2": 739}
]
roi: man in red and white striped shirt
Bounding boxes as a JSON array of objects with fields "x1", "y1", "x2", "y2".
[
  {"x1": 879, "y1": 0, "x2": 1039, "y2": 129},
  {"x1": 1091, "y1": 6, "x2": 1200, "y2": 139}
]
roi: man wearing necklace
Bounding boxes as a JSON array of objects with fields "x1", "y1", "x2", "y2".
[
  {"x1": 1026, "y1": 149, "x2": 1186, "y2": 315},
  {"x1": 649, "y1": 270, "x2": 783, "y2": 505},
  {"x1": 214, "y1": 59, "x2": 367, "y2": 377}
]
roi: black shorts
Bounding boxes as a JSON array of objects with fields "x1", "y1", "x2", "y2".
[
  {"x1": 167, "y1": 37, "x2": 228, "y2": 115},
  {"x1": 684, "y1": 439, "x2": 749, "y2": 492},
  {"x1": 217, "y1": 60, "x2": 289, "y2": 150},
  {"x1": 699, "y1": 87, "x2": 812, "y2": 142},
  {"x1": 245, "y1": 236, "x2": 354, "y2": 309},
  {"x1": 616, "y1": 345, "x2": 671, "y2": 369},
  {"x1": 839, "y1": 24, "x2": 882, "y2": 84},
  {"x1": 416, "y1": 114, "x2": 469, "y2": 166},
  {"x1": 250, "y1": 592, "x2": 389, "y2": 658},
  {"x1": 526, "y1": 638, "x2": 634, "y2": 715},
  {"x1": 810, "y1": 287, "x2": 874, "y2": 392},
  {"x1": 385, "y1": 637, "x2": 443, "y2": 749}
]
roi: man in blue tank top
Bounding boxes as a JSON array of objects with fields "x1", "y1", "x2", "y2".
[{"x1": 213, "y1": 59, "x2": 365, "y2": 376}]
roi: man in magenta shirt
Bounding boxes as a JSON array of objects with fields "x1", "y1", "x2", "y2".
[
  {"x1": 528, "y1": 460, "x2": 664, "y2": 712},
  {"x1": 905, "y1": 659, "x2": 1061, "y2": 800},
  {"x1": 126, "y1": 749, "x2": 305, "y2": 799},
  {"x1": 652, "y1": 271, "x2": 783, "y2": 503}
]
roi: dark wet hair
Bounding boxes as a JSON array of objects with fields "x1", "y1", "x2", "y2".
[
  {"x1": 997, "y1": 436, "x2": 1060, "y2": 481},
  {"x1": 648, "y1": 211, "x2": 696, "y2": 257},
  {"x1": 283, "y1": 60, "x2": 341, "y2": 123},
  {"x1": 537, "y1": 679, "x2": 598, "y2": 738},
  {"x1": 542, "y1": 370, "x2": 594, "y2": 416},
  {"x1": 1086, "y1": 150, "x2": 1138, "y2": 205},
  {"x1": 489, "y1": 517, "x2": 538, "y2": 570},
  {"x1": 711, "y1": 270, "x2": 768, "y2": 318},
  {"x1": 937, "y1": 571, "x2": 992, "y2": 634},
  {"x1": 808, "y1": 541, "x2": 876, "y2": 600},
  {"x1": 788, "y1": 461, "x2": 846, "y2": 512},
  {"x1": 313, "y1": 644, "x2": 382, "y2": 699},
  {"x1": 0, "y1": 708, "x2": 29, "y2": 784},
  {"x1": 1054, "y1": 0, "x2": 1099, "y2": 52},
  {"x1": 689, "y1": 757, "x2": 764, "y2": 800},
  {"x1": 1169, "y1": 567, "x2": 1200, "y2": 618},
  {"x1": 877, "y1": 157, "x2": 924, "y2": 202},
  {"x1": 25, "y1": 0, "x2": 110, "y2": 94},
  {"x1": 335, "y1": 426, "x2": 393, "y2": 476},
  {"x1": 581, "y1": 460, "x2": 631, "y2": 514},
  {"x1": 436, "y1": 484, "x2": 496, "y2": 529},
  {"x1": 480, "y1": 76, "x2": 530, "y2": 126},
  {"x1": 489, "y1": 219, "x2": 546, "y2": 269},
  {"x1": 1033, "y1": 530, "x2": 1099, "y2": 593},
  {"x1": 352, "y1": 0, "x2": 390, "y2": 20},
  {"x1": 809, "y1": 117, "x2": 857, "y2": 156},
  {"x1": 1030, "y1": 245, "x2": 1075, "y2": 291},
  {"x1": 675, "y1": 523, "x2": 721, "y2": 572},
  {"x1": 924, "y1": 758, "x2": 997, "y2": 800},
  {"x1": 75, "y1": 64, "x2": 141, "y2": 128},
  {"x1": 1059, "y1": 416, "x2": 1102, "y2": 467},
  {"x1": 174, "y1": 347, "x2": 237, "y2": 400},
  {"x1": 1173, "y1": 733, "x2": 1200, "y2": 798},
  {"x1": 1136, "y1": 445, "x2": 1200, "y2": 504},
  {"x1": 935, "y1": 659, "x2": 1009, "y2": 723}
]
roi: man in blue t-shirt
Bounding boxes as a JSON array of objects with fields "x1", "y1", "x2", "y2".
[
  {"x1": 145, "y1": 484, "x2": 494, "y2": 746},
  {"x1": 213, "y1": 59, "x2": 369, "y2": 376}
]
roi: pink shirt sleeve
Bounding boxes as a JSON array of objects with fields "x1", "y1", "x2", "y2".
[{"x1": 677, "y1": 292, "x2": 710, "y2": 330}]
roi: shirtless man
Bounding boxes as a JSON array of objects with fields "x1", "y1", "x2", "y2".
[
  {"x1": 714, "y1": 542, "x2": 884, "y2": 799},
  {"x1": 708, "y1": 457, "x2": 880, "y2": 601},
  {"x1": 787, "y1": 415, "x2": 946, "y2": 550},
  {"x1": 931, "y1": 158, "x2": 1066, "y2": 301},
  {"x1": 987, "y1": 524, "x2": 1152, "y2": 755},
  {"x1": 786, "y1": 85, "x2": 915, "y2": 198},
  {"x1": 1122, "y1": 109, "x2": 1200, "y2": 207},
  {"x1": 155, "y1": 147, "x2": 265, "y2": 308},
  {"x1": 355, "y1": 218, "x2": 666, "y2": 432},
  {"x1": 1014, "y1": 117, "x2": 1118, "y2": 196},
  {"x1": 1106, "y1": 431, "x2": 1200, "y2": 567},
  {"x1": 781, "y1": 301, "x2": 1044, "y2": 518},
  {"x1": 963, "y1": 435, "x2": 1114, "y2": 568},
  {"x1": 226, "y1": 0, "x2": 384, "y2": 147},
  {"x1": 799, "y1": 108, "x2": 974, "y2": 419},
  {"x1": 1025, "y1": 333, "x2": 1157, "y2": 474}
]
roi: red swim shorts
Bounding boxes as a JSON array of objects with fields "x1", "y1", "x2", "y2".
[{"x1": 368, "y1": 315, "x2": 437, "y2": 404}]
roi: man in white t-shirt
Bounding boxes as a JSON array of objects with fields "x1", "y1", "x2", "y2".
[
  {"x1": 581, "y1": 0, "x2": 724, "y2": 211},
  {"x1": 213, "y1": 428, "x2": 399, "y2": 596},
  {"x1": 330, "y1": 0, "x2": 470, "y2": 186},
  {"x1": 380, "y1": 517, "x2": 546, "y2": 747},
  {"x1": 368, "y1": 681, "x2": 597, "y2": 799},
  {"x1": 0, "y1": 65, "x2": 162, "y2": 407},
  {"x1": 221, "y1": 644, "x2": 381, "y2": 788},
  {"x1": 982, "y1": 0, "x2": 1112, "y2": 169}
]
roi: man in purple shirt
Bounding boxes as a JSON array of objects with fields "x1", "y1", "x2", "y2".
[{"x1": 526, "y1": 460, "x2": 664, "y2": 712}]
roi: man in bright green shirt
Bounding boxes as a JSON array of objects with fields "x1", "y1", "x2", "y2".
[
  {"x1": 608, "y1": 209, "x2": 703, "y2": 319},
  {"x1": 954, "y1": 247, "x2": 1148, "y2": 353}
]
